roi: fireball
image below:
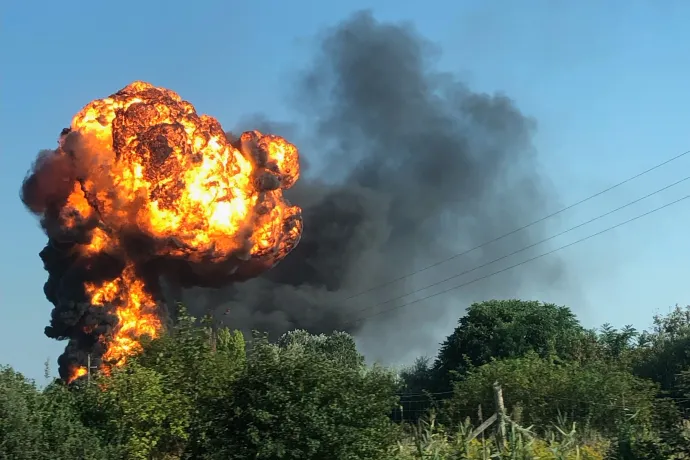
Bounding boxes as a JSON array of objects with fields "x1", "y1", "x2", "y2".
[{"x1": 50, "y1": 81, "x2": 302, "y2": 382}]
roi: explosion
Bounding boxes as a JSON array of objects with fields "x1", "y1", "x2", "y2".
[{"x1": 22, "y1": 81, "x2": 303, "y2": 382}]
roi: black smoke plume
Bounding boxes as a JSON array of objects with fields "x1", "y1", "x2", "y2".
[
  {"x1": 21, "y1": 132, "x2": 118, "y2": 379},
  {"x1": 181, "y1": 11, "x2": 567, "y2": 363},
  {"x1": 23, "y1": 11, "x2": 567, "y2": 377}
]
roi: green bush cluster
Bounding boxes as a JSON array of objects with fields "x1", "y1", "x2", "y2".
[{"x1": 1, "y1": 301, "x2": 689, "y2": 459}]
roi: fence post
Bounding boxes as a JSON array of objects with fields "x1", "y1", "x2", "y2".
[
  {"x1": 478, "y1": 404, "x2": 485, "y2": 446},
  {"x1": 493, "y1": 381, "x2": 507, "y2": 449}
]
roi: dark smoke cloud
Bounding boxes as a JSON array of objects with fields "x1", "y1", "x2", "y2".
[
  {"x1": 182, "y1": 11, "x2": 567, "y2": 363},
  {"x1": 22, "y1": 11, "x2": 569, "y2": 375},
  {"x1": 20, "y1": 134, "x2": 118, "y2": 378}
]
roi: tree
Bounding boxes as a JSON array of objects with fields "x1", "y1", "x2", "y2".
[
  {"x1": 398, "y1": 356, "x2": 434, "y2": 396},
  {"x1": 598, "y1": 323, "x2": 638, "y2": 360},
  {"x1": 633, "y1": 305, "x2": 690, "y2": 407},
  {"x1": 0, "y1": 366, "x2": 110, "y2": 460},
  {"x1": 433, "y1": 299, "x2": 585, "y2": 389},
  {"x1": 443, "y1": 353, "x2": 659, "y2": 435},
  {"x1": 79, "y1": 363, "x2": 191, "y2": 459},
  {"x1": 206, "y1": 332, "x2": 399, "y2": 460},
  {"x1": 277, "y1": 329, "x2": 364, "y2": 368},
  {"x1": 0, "y1": 366, "x2": 43, "y2": 460},
  {"x1": 117, "y1": 307, "x2": 247, "y2": 458},
  {"x1": 69, "y1": 306, "x2": 247, "y2": 459}
]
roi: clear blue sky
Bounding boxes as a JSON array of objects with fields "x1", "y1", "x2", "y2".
[{"x1": 2, "y1": 0, "x2": 689, "y2": 381}]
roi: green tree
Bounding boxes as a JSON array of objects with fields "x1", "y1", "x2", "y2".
[
  {"x1": 0, "y1": 366, "x2": 43, "y2": 460},
  {"x1": 398, "y1": 356, "x2": 434, "y2": 396},
  {"x1": 633, "y1": 305, "x2": 690, "y2": 405},
  {"x1": 79, "y1": 362, "x2": 191, "y2": 460},
  {"x1": 277, "y1": 329, "x2": 364, "y2": 368},
  {"x1": 443, "y1": 353, "x2": 658, "y2": 435},
  {"x1": 433, "y1": 300, "x2": 585, "y2": 389},
  {"x1": 0, "y1": 366, "x2": 109, "y2": 460},
  {"x1": 206, "y1": 332, "x2": 399, "y2": 460},
  {"x1": 598, "y1": 323, "x2": 639, "y2": 360},
  {"x1": 120, "y1": 307, "x2": 247, "y2": 458},
  {"x1": 39, "y1": 382, "x2": 114, "y2": 459}
]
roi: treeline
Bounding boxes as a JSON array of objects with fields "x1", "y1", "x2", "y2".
[{"x1": 1, "y1": 300, "x2": 689, "y2": 459}]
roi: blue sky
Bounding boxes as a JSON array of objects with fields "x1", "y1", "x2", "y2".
[{"x1": 2, "y1": 0, "x2": 689, "y2": 381}]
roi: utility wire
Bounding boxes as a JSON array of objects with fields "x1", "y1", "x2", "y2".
[
  {"x1": 346, "y1": 192, "x2": 690, "y2": 326},
  {"x1": 343, "y1": 149, "x2": 690, "y2": 302},
  {"x1": 352, "y1": 175, "x2": 690, "y2": 316}
]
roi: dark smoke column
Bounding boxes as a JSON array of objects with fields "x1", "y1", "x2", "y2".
[
  {"x1": 21, "y1": 130, "x2": 117, "y2": 380},
  {"x1": 192, "y1": 11, "x2": 567, "y2": 364}
]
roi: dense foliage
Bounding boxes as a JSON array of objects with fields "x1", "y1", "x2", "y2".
[{"x1": 1, "y1": 301, "x2": 689, "y2": 459}]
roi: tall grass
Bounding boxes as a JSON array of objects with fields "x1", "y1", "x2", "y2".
[{"x1": 391, "y1": 412, "x2": 609, "y2": 459}]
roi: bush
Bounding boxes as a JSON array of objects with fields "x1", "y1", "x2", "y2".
[
  {"x1": 204, "y1": 333, "x2": 399, "y2": 460},
  {"x1": 444, "y1": 354, "x2": 658, "y2": 435}
]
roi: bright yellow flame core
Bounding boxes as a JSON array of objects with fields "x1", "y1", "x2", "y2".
[{"x1": 63, "y1": 81, "x2": 302, "y2": 381}]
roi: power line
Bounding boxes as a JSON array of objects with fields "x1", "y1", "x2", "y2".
[
  {"x1": 346, "y1": 193, "x2": 690, "y2": 326},
  {"x1": 352, "y1": 176, "x2": 690, "y2": 316},
  {"x1": 343, "y1": 149, "x2": 690, "y2": 302}
]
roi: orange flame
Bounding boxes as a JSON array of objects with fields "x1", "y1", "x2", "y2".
[
  {"x1": 67, "y1": 366, "x2": 88, "y2": 383},
  {"x1": 61, "y1": 81, "x2": 302, "y2": 380},
  {"x1": 85, "y1": 264, "x2": 161, "y2": 368}
]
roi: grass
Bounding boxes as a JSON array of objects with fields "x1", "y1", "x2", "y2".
[{"x1": 391, "y1": 412, "x2": 609, "y2": 459}]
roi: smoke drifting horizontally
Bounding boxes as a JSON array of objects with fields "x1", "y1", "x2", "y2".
[{"x1": 181, "y1": 11, "x2": 566, "y2": 363}]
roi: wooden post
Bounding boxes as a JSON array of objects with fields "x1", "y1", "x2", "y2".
[
  {"x1": 206, "y1": 307, "x2": 217, "y2": 354},
  {"x1": 478, "y1": 404, "x2": 485, "y2": 446},
  {"x1": 86, "y1": 353, "x2": 98, "y2": 383},
  {"x1": 493, "y1": 381, "x2": 507, "y2": 449},
  {"x1": 209, "y1": 326, "x2": 217, "y2": 353}
]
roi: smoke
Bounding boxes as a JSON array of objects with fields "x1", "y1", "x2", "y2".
[
  {"x1": 181, "y1": 11, "x2": 567, "y2": 363},
  {"x1": 21, "y1": 11, "x2": 569, "y2": 376},
  {"x1": 21, "y1": 133, "x2": 120, "y2": 378}
]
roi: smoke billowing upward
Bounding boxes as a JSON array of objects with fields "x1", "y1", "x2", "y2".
[
  {"x1": 182, "y1": 11, "x2": 567, "y2": 362},
  {"x1": 22, "y1": 11, "x2": 568, "y2": 379}
]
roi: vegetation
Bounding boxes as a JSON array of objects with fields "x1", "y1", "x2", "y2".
[{"x1": 2, "y1": 300, "x2": 690, "y2": 459}]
